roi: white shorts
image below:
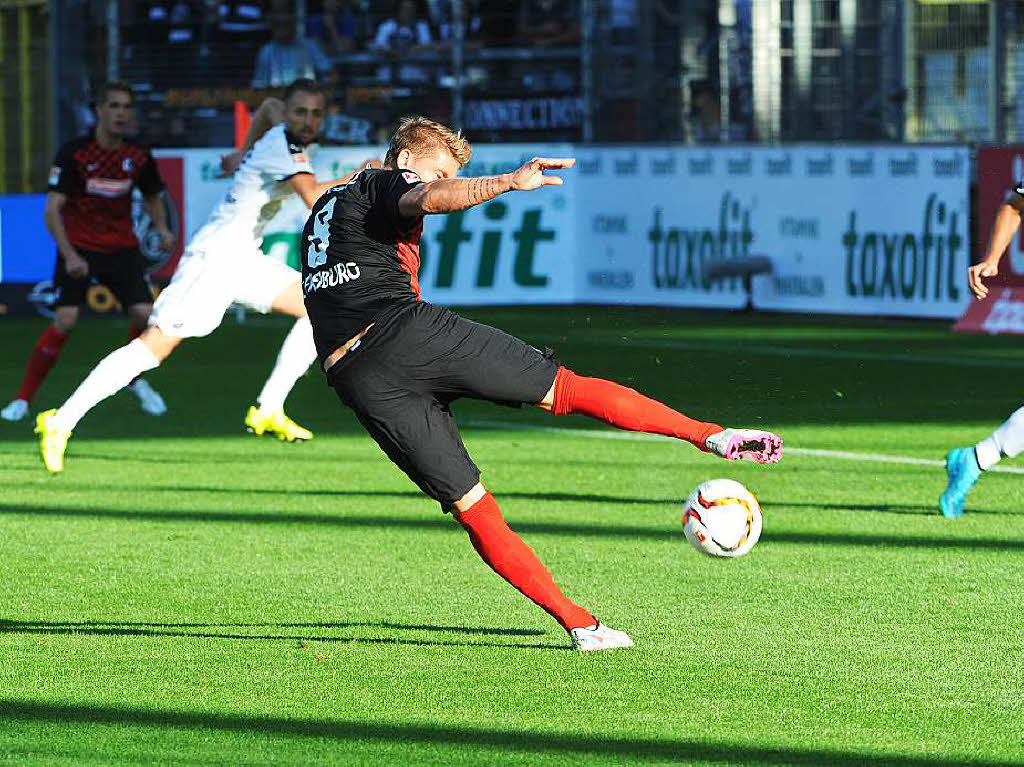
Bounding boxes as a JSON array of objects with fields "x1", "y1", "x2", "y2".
[{"x1": 150, "y1": 239, "x2": 299, "y2": 339}]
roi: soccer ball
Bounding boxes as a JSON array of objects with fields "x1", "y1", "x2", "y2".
[{"x1": 682, "y1": 478, "x2": 762, "y2": 558}]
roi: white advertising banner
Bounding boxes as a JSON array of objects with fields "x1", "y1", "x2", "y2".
[
  {"x1": 165, "y1": 144, "x2": 575, "y2": 305},
  {"x1": 161, "y1": 142, "x2": 969, "y2": 317},
  {"x1": 574, "y1": 145, "x2": 971, "y2": 318}
]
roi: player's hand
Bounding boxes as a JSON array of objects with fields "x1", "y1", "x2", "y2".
[
  {"x1": 218, "y1": 150, "x2": 244, "y2": 178},
  {"x1": 509, "y1": 157, "x2": 575, "y2": 191},
  {"x1": 64, "y1": 252, "x2": 88, "y2": 279},
  {"x1": 968, "y1": 260, "x2": 999, "y2": 300},
  {"x1": 156, "y1": 227, "x2": 177, "y2": 253}
]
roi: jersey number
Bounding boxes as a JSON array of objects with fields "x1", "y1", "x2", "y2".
[{"x1": 306, "y1": 197, "x2": 336, "y2": 268}]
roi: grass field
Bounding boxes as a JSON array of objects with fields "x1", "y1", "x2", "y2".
[{"x1": 1, "y1": 307, "x2": 1022, "y2": 766}]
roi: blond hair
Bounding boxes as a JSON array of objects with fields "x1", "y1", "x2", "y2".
[{"x1": 384, "y1": 116, "x2": 472, "y2": 169}]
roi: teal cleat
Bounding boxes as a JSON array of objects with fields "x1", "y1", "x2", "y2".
[{"x1": 939, "y1": 447, "x2": 982, "y2": 518}]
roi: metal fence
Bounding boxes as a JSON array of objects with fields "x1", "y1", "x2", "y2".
[{"x1": 2, "y1": 0, "x2": 1023, "y2": 192}]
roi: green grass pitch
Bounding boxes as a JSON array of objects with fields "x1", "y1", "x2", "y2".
[{"x1": 1, "y1": 306, "x2": 1022, "y2": 765}]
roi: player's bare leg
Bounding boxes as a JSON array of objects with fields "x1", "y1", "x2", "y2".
[
  {"x1": 536, "y1": 368, "x2": 782, "y2": 464},
  {"x1": 35, "y1": 326, "x2": 180, "y2": 473},
  {"x1": 245, "y1": 280, "x2": 317, "y2": 442},
  {"x1": 2, "y1": 307, "x2": 79, "y2": 422},
  {"x1": 451, "y1": 481, "x2": 633, "y2": 652},
  {"x1": 124, "y1": 302, "x2": 167, "y2": 416}
]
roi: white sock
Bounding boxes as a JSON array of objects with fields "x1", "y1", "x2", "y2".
[
  {"x1": 255, "y1": 316, "x2": 316, "y2": 413},
  {"x1": 53, "y1": 339, "x2": 160, "y2": 432},
  {"x1": 975, "y1": 405, "x2": 1024, "y2": 471}
]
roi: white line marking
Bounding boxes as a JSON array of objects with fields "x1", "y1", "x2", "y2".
[
  {"x1": 535, "y1": 335, "x2": 1024, "y2": 369},
  {"x1": 465, "y1": 420, "x2": 1024, "y2": 476}
]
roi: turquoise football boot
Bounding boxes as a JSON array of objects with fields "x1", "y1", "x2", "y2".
[{"x1": 939, "y1": 447, "x2": 981, "y2": 518}]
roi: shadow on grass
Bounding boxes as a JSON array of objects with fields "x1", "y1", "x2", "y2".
[
  {"x1": 1, "y1": 502, "x2": 1022, "y2": 550},
  {"x1": 0, "y1": 619, "x2": 555, "y2": 651},
  {"x1": 146, "y1": 487, "x2": 1017, "y2": 516},
  {"x1": 0, "y1": 699, "x2": 1012, "y2": 767}
]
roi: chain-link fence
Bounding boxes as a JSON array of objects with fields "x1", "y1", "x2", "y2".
[{"x1": 0, "y1": 0, "x2": 1020, "y2": 193}]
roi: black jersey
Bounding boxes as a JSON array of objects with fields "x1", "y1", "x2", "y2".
[{"x1": 302, "y1": 168, "x2": 425, "y2": 363}]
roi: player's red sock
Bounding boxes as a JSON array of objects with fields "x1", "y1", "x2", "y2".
[
  {"x1": 15, "y1": 325, "x2": 69, "y2": 402},
  {"x1": 549, "y1": 366, "x2": 722, "y2": 451},
  {"x1": 454, "y1": 492, "x2": 596, "y2": 632}
]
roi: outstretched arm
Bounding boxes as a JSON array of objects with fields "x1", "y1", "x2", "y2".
[
  {"x1": 219, "y1": 98, "x2": 286, "y2": 176},
  {"x1": 969, "y1": 193, "x2": 1024, "y2": 300},
  {"x1": 289, "y1": 158, "x2": 383, "y2": 208},
  {"x1": 398, "y1": 157, "x2": 574, "y2": 217}
]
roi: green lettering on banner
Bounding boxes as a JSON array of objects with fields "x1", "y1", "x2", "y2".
[
  {"x1": 513, "y1": 209, "x2": 553, "y2": 287},
  {"x1": 261, "y1": 232, "x2": 300, "y2": 270},
  {"x1": 843, "y1": 211, "x2": 858, "y2": 296},
  {"x1": 648, "y1": 193, "x2": 754, "y2": 293},
  {"x1": 840, "y1": 193, "x2": 964, "y2": 302},
  {"x1": 476, "y1": 202, "x2": 507, "y2": 287}
]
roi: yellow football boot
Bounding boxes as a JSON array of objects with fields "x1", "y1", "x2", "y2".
[
  {"x1": 35, "y1": 409, "x2": 71, "y2": 474},
  {"x1": 245, "y1": 406, "x2": 313, "y2": 442}
]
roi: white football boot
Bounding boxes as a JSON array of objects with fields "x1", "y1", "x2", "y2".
[
  {"x1": 705, "y1": 428, "x2": 782, "y2": 464},
  {"x1": 570, "y1": 623, "x2": 634, "y2": 652},
  {"x1": 1, "y1": 398, "x2": 30, "y2": 422},
  {"x1": 128, "y1": 379, "x2": 167, "y2": 416}
]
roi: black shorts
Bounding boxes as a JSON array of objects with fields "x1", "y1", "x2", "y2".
[
  {"x1": 53, "y1": 246, "x2": 152, "y2": 309},
  {"x1": 326, "y1": 302, "x2": 558, "y2": 508}
]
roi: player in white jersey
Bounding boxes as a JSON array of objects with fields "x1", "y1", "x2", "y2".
[
  {"x1": 35, "y1": 79, "x2": 374, "y2": 473},
  {"x1": 940, "y1": 175, "x2": 1024, "y2": 516}
]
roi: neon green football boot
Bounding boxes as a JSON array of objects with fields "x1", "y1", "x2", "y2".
[
  {"x1": 35, "y1": 409, "x2": 71, "y2": 474},
  {"x1": 244, "y1": 406, "x2": 313, "y2": 442}
]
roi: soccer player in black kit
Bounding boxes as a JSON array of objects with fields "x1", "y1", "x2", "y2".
[{"x1": 302, "y1": 117, "x2": 783, "y2": 652}]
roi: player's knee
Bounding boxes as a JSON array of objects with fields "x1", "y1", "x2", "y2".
[
  {"x1": 126, "y1": 303, "x2": 153, "y2": 327},
  {"x1": 139, "y1": 326, "x2": 179, "y2": 363},
  {"x1": 52, "y1": 308, "x2": 79, "y2": 334},
  {"x1": 452, "y1": 482, "x2": 487, "y2": 513},
  {"x1": 270, "y1": 281, "x2": 307, "y2": 318}
]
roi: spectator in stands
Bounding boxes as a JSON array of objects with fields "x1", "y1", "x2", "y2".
[
  {"x1": 146, "y1": 1, "x2": 199, "y2": 45},
  {"x1": 308, "y1": 0, "x2": 358, "y2": 55},
  {"x1": 426, "y1": 0, "x2": 483, "y2": 45},
  {"x1": 517, "y1": 0, "x2": 579, "y2": 47},
  {"x1": 252, "y1": 12, "x2": 333, "y2": 88},
  {"x1": 691, "y1": 81, "x2": 722, "y2": 142},
  {"x1": 215, "y1": 0, "x2": 269, "y2": 43},
  {"x1": 370, "y1": 0, "x2": 433, "y2": 83}
]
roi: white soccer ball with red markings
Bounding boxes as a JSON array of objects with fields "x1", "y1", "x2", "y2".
[{"x1": 683, "y1": 479, "x2": 762, "y2": 558}]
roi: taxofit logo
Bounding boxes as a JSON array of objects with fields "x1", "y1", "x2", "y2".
[
  {"x1": 649, "y1": 192, "x2": 754, "y2": 291},
  {"x1": 842, "y1": 194, "x2": 962, "y2": 301}
]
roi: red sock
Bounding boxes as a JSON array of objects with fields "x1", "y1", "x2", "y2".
[
  {"x1": 549, "y1": 367, "x2": 722, "y2": 451},
  {"x1": 15, "y1": 326, "x2": 69, "y2": 402},
  {"x1": 454, "y1": 492, "x2": 595, "y2": 632}
]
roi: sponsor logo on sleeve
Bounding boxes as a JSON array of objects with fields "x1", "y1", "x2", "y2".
[{"x1": 48, "y1": 166, "x2": 61, "y2": 186}]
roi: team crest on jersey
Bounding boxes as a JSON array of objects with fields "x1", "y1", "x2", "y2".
[
  {"x1": 48, "y1": 166, "x2": 61, "y2": 186},
  {"x1": 122, "y1": 157, "x2": 133, "y2": 172},
  {"x1": 402, "y1": 171, "x2": 421, "y2": 184}
]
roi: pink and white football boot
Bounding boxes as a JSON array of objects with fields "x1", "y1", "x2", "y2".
[
  {"x1": 705, "y1": 428, "x2": 783, "y2": 464},
  {"x1": 570, "y1": 623, "x2": 635, "y2": 652}
]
